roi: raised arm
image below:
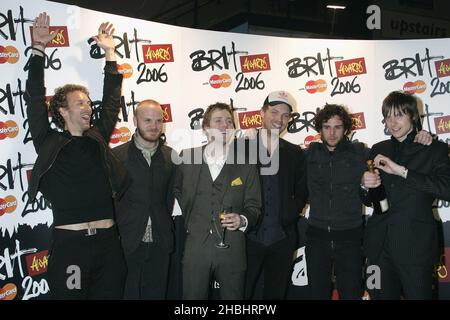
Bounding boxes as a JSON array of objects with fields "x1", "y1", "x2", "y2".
[
  {"x1": 30, "y1": 12, "x2": 58, "y2": 57},
  {"x1": 92, "y1": 22, "x2": 124, "y2": 140},
  {"x1": 92, "y1": 22, "x2": 116, "y2": 62},
  {"x1": 25, "y1": 12, "x2": 58, "y2": 152}
]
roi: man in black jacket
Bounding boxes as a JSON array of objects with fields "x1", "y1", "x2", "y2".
[
  {"x1": 361, "y1": 91, "x2": 450, "y2": 299},
  {"x1": 25, "y1": 13, "x2": 128, "y2": 299},
  {"x1": 305, "y1": 104, "x2": 368, "y2": 300},
  {"x1": 245, "y1": 91, "x2": 308, "y2": 299},
  {"x1": 307, "y1": 103, "x2": 433, "y2": 300},
  {"x1": 113, "y1": 100, "x2": 175, "y2": 299}
]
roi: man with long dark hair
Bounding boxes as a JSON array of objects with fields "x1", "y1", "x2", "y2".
[{"x1": 361, "y1": 91, "x2": 450, "y2": 299}]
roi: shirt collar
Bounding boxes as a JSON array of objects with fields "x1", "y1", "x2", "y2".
[{"x1": 134, "y1": 134, "x2": 159, "y2": 156}]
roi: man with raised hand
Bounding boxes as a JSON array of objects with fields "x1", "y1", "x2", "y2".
[{"x1": 25, "y1": 12, "x2": 128, "y2": 299}]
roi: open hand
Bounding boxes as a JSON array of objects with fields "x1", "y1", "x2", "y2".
[
  {"x1": 33, "y1": 12, "x2": 58, "y2": 46},
  {"x1": 92, "y1": 22, "x2": 116, "y2": 52}
]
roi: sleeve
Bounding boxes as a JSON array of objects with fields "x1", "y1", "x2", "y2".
[
  {"x1": 95, "y1": 61, "x2": 124, "y2": 141},
  {"x1": 24, "y1": 55, "x2": 51, "y2": 153},
  {"x1": 172, "y1": 150, "x2": 184, "y2": 212},
  {"x1": 241, "y1": 164, "x2": 262, "y2": 231},
  {"x1": 359, "y1": 146, "x2": 374, "y2": 207},
  {"x1": 405, "y1": 142, "x2": 450, "y2": 201},
  {"x1": 166, "y1": 153, "x2": 176, "y2": 215},
  {"x1": 294, "y1": 147, "x2": 308, "y2": 214}
]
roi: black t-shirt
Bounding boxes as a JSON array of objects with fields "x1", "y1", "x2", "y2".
[{"x1": 40, "y1": 135, "x2": 114, "y2": 226}]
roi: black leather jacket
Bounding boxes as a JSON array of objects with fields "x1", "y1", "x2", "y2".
[{"x1": 24, "y1": 55, "x2": 128, "y2": 202}]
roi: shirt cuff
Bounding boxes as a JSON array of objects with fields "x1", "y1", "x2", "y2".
[{"x1": 238, "y1": 215, "x2": 248, "y2": 232}]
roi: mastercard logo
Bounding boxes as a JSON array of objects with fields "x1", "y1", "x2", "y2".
[
  {"x1": 0, "y1": 195, "x2": 18, "y2": 217},
  {"x1": 118, "y1": 63, "x2": 133, "y2": 79},
  {"x1": 305, "y1": 79, "x2": 327, "y2": 94},
  {"x1": 0, "y1": 45, "x2": 19, "y2": 64},
  {"x1": 209, "y1": 74, "x2": 232, "y2": 89},
  {"x1": 303, "y1": 134, "x2": 321, "y2": 148},
  {"x1": 110, "y1": 127, "x2": 131, "y2": 144},
  {"x1": 0, "y1": 283, "x2": 17, "y2": 300},
  {"x1": 0, "y1": 120, "x2": 19, "y2": 140},
  {"x1": 403, "y1": 80, "x2": 426, "y2": 94}
]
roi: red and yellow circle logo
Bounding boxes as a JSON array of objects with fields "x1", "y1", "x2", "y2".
[
  {"x1": 303, "y1": 134, "x2": 321, "y2": 148},
  {"x1": 0, "y1": 283, "x2": 17, "y2": 300},
  {"x1": 0, "y1": 120, "x2": 19, "y2": 140},
  {"x1": 209, "y1": 74, "x2": 232, "y2": 89},
  {"x1": 403, "y1": 80, "x2": 426, "y2": 94},
  {"x1": 0, "y1": 46, "x2": 19, "y2": 64},
  {"x1": 118, "y1": 63, "x2": 133, "y2": 79},
  {"x1": 110, "y1": 127, "x2": 131, "y2": 144},
  {"x1": 0, "y1": 195, "x2": 18, "y2": 217},
  {"x1": 305, "y1": 79, "x2": 327, "y2": 94}
]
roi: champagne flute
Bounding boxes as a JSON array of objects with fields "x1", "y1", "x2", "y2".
[{"x1": 216, "y1": 207, "x2": 230, "y2": 249}]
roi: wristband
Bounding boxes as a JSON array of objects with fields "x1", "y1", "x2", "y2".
[
  {"x1": 32, "y1": 41, "x2": 47, "y2": 48},
  {"x1": 360, "y1": 184, "x2": 369, "y2": 192},
  {"x1": 401, "y1": 167, "x2": 408, "y2": 179}
]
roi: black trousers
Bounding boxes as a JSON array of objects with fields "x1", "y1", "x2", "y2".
[
  {"x1": 306, "y1": 236, "x2": 363, "y2": 300},
  {"x1": 245, "y1": 237, "x2": 296, "y2": 299},
  {"x1": 48, "y1": 226, "x2": 126, "y2": 299},
  {"x1": 368, "y1": 246, "x2": 433, "y2": 300},
  {"x1": 123, "y1": 241, "x2": 170, "y2": 300}
]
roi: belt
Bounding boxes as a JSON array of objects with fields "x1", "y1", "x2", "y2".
[{"x1": 55, "y1": 219, "x2": 115, "y2": 237}]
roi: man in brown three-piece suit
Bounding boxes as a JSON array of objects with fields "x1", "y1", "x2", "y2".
[{"x1": 173, "y1": 102, "x2": 261, "y2": 300}]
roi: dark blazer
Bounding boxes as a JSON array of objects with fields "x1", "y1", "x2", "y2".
[
  {"x1": 113, "y1": 137, "x2": 175, "y2": 255},
  {"x1": 248, "y1": 134, "x2": 307, "y2": 235},
  {"x1": 363, "y1": 132, "x2": 450, "y2": 265},
  {"x1": 173, "y1": 143, "x2": 261, "y2": 271}
]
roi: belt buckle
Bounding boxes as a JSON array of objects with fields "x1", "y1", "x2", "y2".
[{"x1": 86, "y1": 227, "x2": 97, "y2": 236}]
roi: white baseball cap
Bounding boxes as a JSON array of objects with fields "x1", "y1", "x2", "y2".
[{"x1": 263, "y1": 90, "x2": 296, "y2": 112}]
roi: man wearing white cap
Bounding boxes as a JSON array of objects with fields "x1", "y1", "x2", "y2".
[{"x1": 244, "y1": 90, "x2": 308, "y2": 299}]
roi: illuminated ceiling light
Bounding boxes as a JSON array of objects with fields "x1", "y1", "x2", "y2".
[{"x1": 326, "y1": 5, "x2": 346, "y2": 9}]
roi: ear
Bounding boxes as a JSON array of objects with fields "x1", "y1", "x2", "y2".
[
  {"x1": 58, "y1": 106, "x2": 68, "y2": 119},
  {"x1": 133, "y1": 114, "x2": 137, "y2": 127}
]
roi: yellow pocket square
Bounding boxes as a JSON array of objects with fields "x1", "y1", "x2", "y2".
[{"x1": 231, "y1": 177, "x2": 243, "y2": 186}]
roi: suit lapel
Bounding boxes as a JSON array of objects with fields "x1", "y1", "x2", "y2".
[{"x1": 278, "y1": 139, "x2": 286, "y2": 197}]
